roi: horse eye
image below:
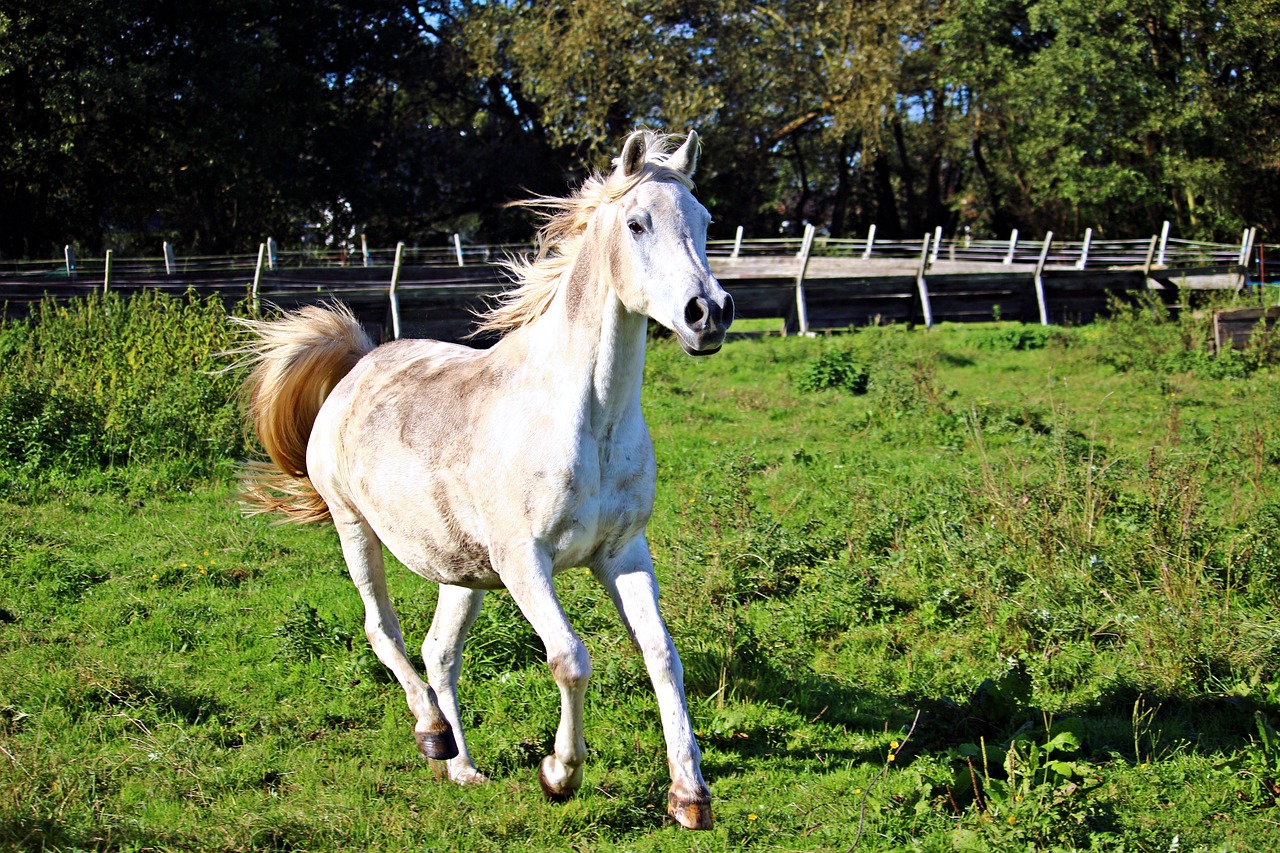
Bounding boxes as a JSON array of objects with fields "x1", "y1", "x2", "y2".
[{"x1": 628, "y1": 220, "x2": 645, "y2": 235}]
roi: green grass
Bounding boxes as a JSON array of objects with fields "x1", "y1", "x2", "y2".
[{"x1": 3, "y1": 294, "x2": 1280, "y2": 850}]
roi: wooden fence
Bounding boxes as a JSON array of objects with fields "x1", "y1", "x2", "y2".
[{"x1": 0, "y1": 224, "x2": 1267, "y2": 343}]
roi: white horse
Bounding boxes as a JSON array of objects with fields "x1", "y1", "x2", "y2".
[{"x1": 235, "y1": 130, "x2": 732, "y2": 829}]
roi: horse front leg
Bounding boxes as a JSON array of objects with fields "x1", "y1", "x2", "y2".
[
  {"x1": 333, "y1": 514, "x2": 457, "y2": 761},
  {"x1": 595, "y1": 537, "x2": 712, "y2": 830},
  {"x1": 495, "y1": 544, "x2": 591, "y2": 801}
]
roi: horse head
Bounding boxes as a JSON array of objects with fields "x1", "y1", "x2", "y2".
[{"x1": 607, "y1": 130, "x2": 734, "y2": 355}]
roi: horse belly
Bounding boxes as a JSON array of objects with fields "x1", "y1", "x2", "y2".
[
  {"x1": 393, "y1": 535, "x2": 504, "y2": 589},
  {"x1": 365, "y1": 473, "x2": 505, "y2": 589},
  {"x1": 545, "y1": 510, "x2": 604, "y2": 571}
]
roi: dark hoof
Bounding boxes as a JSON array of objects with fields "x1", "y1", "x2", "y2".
[
  {"x1": 668, "y1": 790, "x2": 713, "y2": 830},
  {"x1": 415, "y1": 726, "x2": 458, "y2": 761}
]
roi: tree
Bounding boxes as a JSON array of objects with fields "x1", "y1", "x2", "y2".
[
  {"x1": 1, "y1": 0, "x2": 427, "y2": 255},
  {"x1": 2, "y1": 0, "x2": 1276, "y2": 257},
  {"x1": 936, "y1": 0, "x2": 1280, "y2": 240}
]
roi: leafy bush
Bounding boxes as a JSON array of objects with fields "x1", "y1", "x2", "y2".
[
  {"x1": 967, "y1": 324, "x2": 1053, "y2": 351},
  {"x1": 0, "y1": 379, "x2": 103, "y2": 473},
  {"x1": 0, "y1": 291, "x2": 247, "y2": 492},
  {"x1": 1096, "y1": 293, "x2": 1280, "y2": 377},
  {"x1": 795, "y1": 347, "x2": 869, "y2": 394}
]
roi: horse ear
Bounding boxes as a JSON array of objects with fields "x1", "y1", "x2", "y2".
[
  {"x1": 619, "y1": 131, "x2": 648, "y2": 177},
  {"x1": 665, "y1": 131, "x2": 700, "y2": 177}
]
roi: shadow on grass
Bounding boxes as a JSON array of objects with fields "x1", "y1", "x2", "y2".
[
  {"x1": 0, "y1": 815, "x2": 331, "y2": 853},
  {"x1": 903, "y1": 665, "x2": 1271, "y2": 763},
  {"x1": 687, "y1": 653, "x2": 1274, "y2": 774},
  {"x1": 67, "y1": 670, "x2": 226, "y2": 726},
  {"x1": 0, "y1": 819, "x2": 182, "y2": 853}
]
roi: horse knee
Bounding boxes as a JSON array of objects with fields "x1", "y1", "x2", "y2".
[{"x1": 547, "y1": 641, "x2": 592, "y2": 691}]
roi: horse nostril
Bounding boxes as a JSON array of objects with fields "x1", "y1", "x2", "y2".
[
  {"x1": 684, "y1": 296, "x2": 709, "y2": 328},
  {"x1": 721, "y1": 293, "x2": 735, "y2": 326}
]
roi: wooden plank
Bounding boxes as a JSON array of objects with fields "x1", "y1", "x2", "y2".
[
  {"x1": 1213, "y1": 306, "x2": 1280, "y2": 351},
  {"x1": 792, "y1": 224, "x2": 816, "y2": 335},
  {"x1": 1033, "y1": 232, "x2": 1053, "y2": 325}
]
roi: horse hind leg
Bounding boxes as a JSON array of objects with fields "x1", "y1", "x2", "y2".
[
  {"x1": 334, "y1": 514, "x2": 457, "y2": 760},
  {"x1": 422, "y1": 583, "x2": 488, "y2": 784}
]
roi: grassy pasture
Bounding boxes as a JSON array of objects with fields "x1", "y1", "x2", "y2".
[{"x1": 2, "y1": 293, "x2": 1280, "y2": 851}]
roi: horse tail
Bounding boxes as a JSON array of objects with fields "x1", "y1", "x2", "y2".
[{"x1": 231, "y1": 303, "x2": 374, "y2": 524}]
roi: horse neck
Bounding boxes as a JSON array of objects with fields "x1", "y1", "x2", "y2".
[{"x1": 524, "y1": 234, "x2": 648, "y2": 431}]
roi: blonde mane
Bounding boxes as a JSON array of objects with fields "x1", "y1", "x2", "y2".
[{"x1": 474, "y1": 130, "x2": 696, "y2": 337}]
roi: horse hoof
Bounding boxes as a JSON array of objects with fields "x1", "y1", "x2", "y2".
[
  {"x1": 537, "y1": 756, "x2": 580, "y2": 802},
  {"x1": 668, "y1": 790, "x2": 714, "y2": 830},
  {"x1": 415, "y1": 726, "x2": 458, "y2": 761},
  {"x1": 453, "y1": 767, "x2": 489, "y2": 785},
  {"x1": 429, "y1": 759, "x2": 489, "y2": 785}
]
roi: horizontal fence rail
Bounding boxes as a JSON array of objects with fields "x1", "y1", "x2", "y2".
[{"x1": 1, "y1": 225, "x2": 1270, "y2": 342}]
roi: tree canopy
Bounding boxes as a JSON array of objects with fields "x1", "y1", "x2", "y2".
[{"x1": 2, "y1": 0, "x2": 1277, "y2": 257}]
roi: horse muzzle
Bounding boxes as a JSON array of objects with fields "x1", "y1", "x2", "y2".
[{"x1": 676, "y1": 289, "x2": 734, "y2": 356}]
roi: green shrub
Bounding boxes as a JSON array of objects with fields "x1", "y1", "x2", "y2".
[
  {"x1": 0, "y1": 291, "x2": 248, "y2": 491},
  {"x1": 795, "y1": 347, "x2": 870, "y2": 394},
  {"x1": 967, "y1": 324, "x2": 1053, "y2": 351},
  {"x1": 0, "y1": 378, "x2": 104, "y2": 473},
  {"x1": 1096, "y1": 293, "x2": 1280, "y2": 377}
]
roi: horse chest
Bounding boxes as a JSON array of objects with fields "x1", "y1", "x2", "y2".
[{"x1": 534, "y1": 432, "x2": 654, "y2": 570}]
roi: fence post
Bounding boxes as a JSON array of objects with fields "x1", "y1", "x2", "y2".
[
  {"x1": 251, "y1": 243, "x2": 266, "y2": 312},
  {"x1": 65, "y1": 245, "x2": 77, "y2": 278},
  {"x1": 361, "y1": 233, "x2": 371, "y2": 267},
  {"x1": 1240, "y1": 227, "x2": 1258, "y2": 290},
  {"x1": 1238, "y1": 227, "x2": 1257, "y2": 267},
  {"x1": 731, "y1": 225, "x2": 743, "y2": 258},
  {"x1": 794, "y1": 225, "x2": 809, "y2": 258},
  {"x1": 163, "y1": 241, "x2": 176, "y2": 275},
  {"x1": 103, "y1": 250, "x2": 112, "y2": 293},
  {"x1": 1076, "y1": 228, "x2": 1092, "y2": 270},
  {"x1": 1156, "y1": 220, "x2": 1170, "y2": 267},
  {"x1": 929, "y1": 226, "x2": 942, "y2": 265},
  {"x1": 267, "y1": 237, "x2": 278, "y2": 271},
  {"x1": 862, "y1": 224, "x2": 876, "y2": 260},
  {"x1": 1003, "y1": 229, "x2": 1018, "y2": 264},
  {"x1": 1142, "y1": 234, "x2": 1159, "y2": 280},
  {"x1": 792, "y1": 223, "x2": 815, "y2": 335},
  {"x1": 916, "y1": 232, "x2": 934, "y2": 328},
  {"x1": 1033, "y1": 232, "x2": 1053, "y2": 326},
  {"x1": 454, "y1": 233, "x2": 464, "y2": 266},
  {"x1": 389, "y1": 241, "x2": 405, "y2": 339}
]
